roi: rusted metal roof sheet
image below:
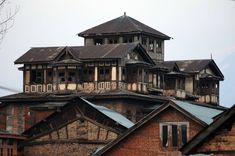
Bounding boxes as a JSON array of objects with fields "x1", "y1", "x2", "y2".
[
  {"x1": 78, "y1": 15, "x2": 170, "y2": 40},
  {"x1": 14, "y1": 43, "x2": 141, "y2": 64}
]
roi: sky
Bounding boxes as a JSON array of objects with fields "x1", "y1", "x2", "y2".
[{"x1": 0, "y1": 0, "x2": 235, "y2": 107}]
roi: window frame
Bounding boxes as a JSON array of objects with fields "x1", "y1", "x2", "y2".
[{"x1": 160, "y1": 122, "x2": 189, "y2": 148}]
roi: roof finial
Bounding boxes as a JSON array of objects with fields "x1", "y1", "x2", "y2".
[
  {"x1": 124, "y1": 12, "x2": 126, "y2": 16},
  {"x1": 210, "y1": 53, "x2": 213, "y2": 60}
]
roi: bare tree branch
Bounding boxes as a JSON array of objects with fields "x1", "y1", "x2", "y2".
[{"x1": 0, "y1": 0, "x2": 18, "y2": 43}]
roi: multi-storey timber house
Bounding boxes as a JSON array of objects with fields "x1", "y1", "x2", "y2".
[{"x1": 0, "y1": 13, "x2": 224, "y2": 136}]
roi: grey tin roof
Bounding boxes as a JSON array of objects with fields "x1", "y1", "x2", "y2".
[
  {"x1": 172, "y1": 99, "x2": 223, "y2": 124},
  {"x1": 83, "y1": 98, "x2": 134, "y2": 128}
]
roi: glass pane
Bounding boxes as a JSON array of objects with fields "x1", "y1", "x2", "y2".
[
  {"x1": 172, "y1": 125, "x2": 178, "y2": 147},
  {"x1": 181, "y1": 125, "x2": 187, "y2": 145},
  {"x1": 162, "y1": 125, "x2": 168, "y2": 147}
]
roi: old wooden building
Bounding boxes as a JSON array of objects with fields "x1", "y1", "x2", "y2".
[
  {"x1": 181, "y1": 104, "x2": 235, "y2": 156},
  {"x1": 0, "y1": 13, "x2": 228, "y2": 155}
]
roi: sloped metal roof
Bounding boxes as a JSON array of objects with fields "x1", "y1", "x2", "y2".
[
  {"x1": 83, "y1": 98, "x2": 134, "y2": 128},
  {"x1": 172, "y1": 99, "x2": 224, "y2": 124}
]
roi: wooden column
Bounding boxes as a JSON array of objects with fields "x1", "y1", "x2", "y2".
[
  {"x1": 13, "y1": 141, "x2": 17, "y2": 156},
  {"x1": 2, "y1": 140, "x2": 7, "y2": 156}
]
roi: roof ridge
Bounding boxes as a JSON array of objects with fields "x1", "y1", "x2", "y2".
[{"x1": 126, "y1": 16, "x2": 142, "y2": 32}]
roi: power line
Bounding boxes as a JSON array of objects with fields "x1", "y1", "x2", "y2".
[{"x1": 0, "y1": 85, "x2": 20, "y2": 93}]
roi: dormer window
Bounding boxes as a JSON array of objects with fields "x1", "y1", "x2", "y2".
[{"x1": 94, "y1": 38, "x2": 103, "y2": 45}]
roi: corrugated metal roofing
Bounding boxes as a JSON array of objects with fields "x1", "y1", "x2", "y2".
[
  {"x1": 172, "y1": 99, "x2": 223, "y2": 124},
  {"x1": 78, "y1": 14, "x2": 170, "y2": 39},
  {"x1": 83, "y1": 98, "x2": 134, "y2": 128}
]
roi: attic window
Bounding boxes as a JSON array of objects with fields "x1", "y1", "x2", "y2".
[
  {"x1": 157, "y1": 41, "x2": 162, "y2": 48},
  {"x1": 123, "y1": 36, "x2": 133, "y2": 43},
  {"x1": 149, "y1": 39, "x2": 154, "y2": 51},
  {"x1": 142, "y1": 37, "x2": 147, "y2": 45},
  {"x1": 109, "y1": 38, "x2": 118, "y2": 44},
  {"x1": 94, "y1": 38, "x2": 103, "y2": 45}
]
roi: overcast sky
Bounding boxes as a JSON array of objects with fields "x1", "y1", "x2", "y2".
[{"x1": 0, "y1": 0, "x2": 235, "y2": 107}]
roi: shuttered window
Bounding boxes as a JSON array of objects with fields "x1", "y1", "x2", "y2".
[
  {"x1": 181, "y1": 125, "x2": 187, "y2": 145},
  {"x1": 162, "y1": 125, "x2": 168, "y2": 147},
  {"x1": 160, "y1": 122, "x2": 188, "y2": 148},
  {"x1": 172, "y1": 125, "x2": 178, "y2": 147}
]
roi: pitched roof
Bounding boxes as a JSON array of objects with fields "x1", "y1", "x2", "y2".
[
  {"x1": 181, "y1": 104, "x2": 235, "y2": 155},
  {"x1": 172, "y1": 100, "x2": 224, "y2": 124},
  {"x1": 15, "y1": 43, "x2": 154, "y2": 64},
  {"x1": 78, "y1": 14, "x2": 170, "y2": 40},
  {"x1": 151, "y1": 61, "x2": 180, "y2": 72},
  {"x1": 23, "y1": 97, "x2": 133, "y2": 139},
  {"x1": 165, "y1": 59, "x2": 224, "y2": 79},
  {"x1": 94, "y1": 99, "x2": 225, "y2": 156},
  {"x1": 165, "y1": 59, "x2": 212, "y2": 73}
]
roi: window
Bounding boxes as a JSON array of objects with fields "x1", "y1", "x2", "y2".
[
  {"x1": 149, "y1": 39, "x2": 154, "y2": 51},
  {"x1": 126, "y1": 68, "x2": 138, "y2": 82},
  {"x1": 98, "y1": 67, "x2": 110, "y2": 81},
  {"x1": 83, "y1": 68, "x2": 94, "y2": 82},
  {"x1": 68, "y1": 71, "x2": 76, "y2": 83},
  {"x1": 156, "y1": 41, "x2": 162, "y2": 48},
  {"x1": 31, "y1": 70, "x2": 43, "y2": 84},
  {"x1": 58, "y1": 70, "x2": 65, "y2": 83},
  {"x1": 108, "y1": 38, "x2": 118, "y2": 44},
  {"x1": 47, "y1": 70, "x2": 53, "y2": 83},
  {"x1": 142, "y1": 37, "x2": 147, "y2": 46},
  {"x1": 94, "y1": 38, "x2": 103, "y2": 45},
  {"x1": 123, "y1": 36, "x2": 133, "y2": 43},
  {"x1": 122, "y1": 68, "x2": 126, "y2": 81},
  {"x1": 160, "y1": 122, "x2": 188, "y2": 148}
]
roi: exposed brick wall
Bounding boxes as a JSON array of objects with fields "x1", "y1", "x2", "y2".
[
  {"x1": 25, "y1": 108, "x2": 54, "y2": 131},
  {"x1": 33, "y1": 120, "x2": 118, "y2": 142},
  {"x1": 24, "y1": 143, "x2": 104, "y2": 156},
  {"x1": 197, "y1": 123, "x2": 235, "y2": 155},
  {"x1": 103, "y1": 107, "x2": 204, "y2": 156},
  {"x1": 24, "y1": 118, "x2": 118, "y2": 155},
  {"x1": 0, "y1": 106, "x2": 6, "y2": 130}
]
